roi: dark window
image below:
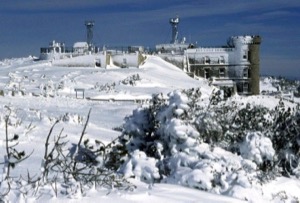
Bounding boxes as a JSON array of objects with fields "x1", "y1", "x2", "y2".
[
  {"x1": 219, "y1": 68, "x2": 225, "y2": 78},
  {"x1": 219, "y1": 56, "x2": 225, "y2": 64},
  {"x1": 243, "y1": 82, "x2": 249, "y2": 93},
  {"x1": 205, "y1": 56, "x2": 210, "y2": 64},
  {"x1": 243, "y1": 50, "x2": 247, "y2": 59},
  {"x1": 204, "y1": 69, "x2": 210, "y2": 79},
  {"x1": 248, "y1": 50, "x2": 251, "y2": 61},
  {"x1": 243, "y1": 68, "x2": 248, "y2": 78}
]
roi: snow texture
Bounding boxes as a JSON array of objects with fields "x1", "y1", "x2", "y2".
[{"x1": 0, "y1": 55, "x2": 299, "y2": 202}]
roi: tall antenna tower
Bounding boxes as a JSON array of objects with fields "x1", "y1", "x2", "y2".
[
  {"x1": 85, "y1": 20, "x2": 95, "y2": 49},
  {"x1": 169, "y1": 16, "x2": 179, "y2": 44}
]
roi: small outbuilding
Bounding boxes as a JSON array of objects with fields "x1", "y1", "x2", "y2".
[{"x1": 73, "y1": 42, "x2": 89, "y2": 55}]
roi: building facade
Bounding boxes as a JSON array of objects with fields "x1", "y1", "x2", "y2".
[{"x1": 185, "y1": 35, "x2": 261, "y2": 95}]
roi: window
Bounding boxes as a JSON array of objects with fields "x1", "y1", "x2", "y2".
[
  {"x1": 243, "y1": 50, "x2": 248, "y2": 60},
  {"x1": 219, "y1": 68, "x2": 225, "y2": 78},
  {"x1": 243, "y1": 67, "x2": 249, "y2": 78},
  {"x1": 204, "y1": 68, "x2": 210, "y2": 79},
  {"x1": 243, "y1": 82, "x2": 249, "y2": 93},
  {"x1": 95, "y1": 58, "x2": 101, "y2": 67},
  {"x1": 197, "y1": 68, "x2": 201, "y2": 76},
  {"x1": 219, "y1": 56, "x2": 225, "y2": 64},
  {"x1": 248, "y1": 50, "x2": 251, "y2": 61},
  {"x1": 121, "y1": 58, "x2": 127, "y2": 68},
  {"x1": 55, "y1": 47, "x2": 60, "y2": 53},
  {"x1": 205, "y1": 56, "x2": 210, "y2": 64}
]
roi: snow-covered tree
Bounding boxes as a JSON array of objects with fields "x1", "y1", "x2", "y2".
[{"x1": 106, "y1": 88, "x2": 299, "y2": 199}]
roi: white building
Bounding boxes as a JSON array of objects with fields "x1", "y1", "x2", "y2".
[
  {"x1": 40, "y1": 40, "x2": 68, "y2": 60},
  {"x1": 185, "y1": 35, "x2": 261, "y2": 95},
  {"x1": 73, "y1": 42, "x2": 89, "y2": 55}
]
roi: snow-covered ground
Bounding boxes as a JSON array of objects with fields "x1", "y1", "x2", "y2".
[{"x1": 0, "y1": 55, "x2": 299, "y2": 202}]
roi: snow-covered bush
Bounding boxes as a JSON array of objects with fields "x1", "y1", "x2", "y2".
[
  {"x1": 0, "y1": 109, "x2": 134, "y2": 200},
  {"x1": 240, "y1": 132, "x2": 275, "y2": 165},
  {"x1": 120, "y1": 74, "x2": 141, "y2": 86},
  {"x1": 271, "y1": 101, "x2": 300, "y2": 177},
  {"x1": 120, "y1": 150, "x2": 160, "y2": 183},
  {"x1": 94, "y1": 82, "x2": 116, "y2": 93},
  {"x1": 39, "y1": 80, "x2": 56, "y2": 97},
  {"x1": 109, "y1": 89, "x2": 259, "y2": 197},
  {"x1": 109, "y1": 88, "x2": 300, "y2": 200},
  {"x1": 60, "y1": 112, "x2": 83, "y2": 124}
]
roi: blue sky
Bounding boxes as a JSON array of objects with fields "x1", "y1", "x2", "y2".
[{"x1": 0, "y1": 0, "x2": 299, "y2": 79}]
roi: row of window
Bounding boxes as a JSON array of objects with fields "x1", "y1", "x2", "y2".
[
  {"x1": 193, "y1": 67, "x2": 251, "y2": 93},
  {"x1": 194, "y1": 67, "x2": 250, "y2": 79},
  {"x1": 203, "y1": 56, "x2": 226, "y2": 64},
  {"x1": 192, "y1": 49, "x2": 250, "y2": 65},
  {"x1": 201, "y1": 67, "x2": 226, "y2": 79}
]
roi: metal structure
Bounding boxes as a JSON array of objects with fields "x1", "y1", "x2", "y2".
[
  {"x1": 169, "y1": 16, "x2": 179, "y2": 44},
  {"x1": 85, "y1": 20, "x2": 95, "y2": 49}
]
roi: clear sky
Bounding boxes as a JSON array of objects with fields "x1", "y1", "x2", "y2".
[{"x1": 0, "y1": 0, "x2": 299, "y2": 79}]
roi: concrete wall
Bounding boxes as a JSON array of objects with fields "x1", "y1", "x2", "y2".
[
  {"x1": 111, "y1": 52, "x2": 142, "y2": 68},
  {"x1": 249, "y1": 36, "x2": 262, "y2": 95}
]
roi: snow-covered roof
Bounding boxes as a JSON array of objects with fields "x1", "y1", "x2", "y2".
[{"x1": 73, "y1": 42, "x2": 88, "y2": 48}]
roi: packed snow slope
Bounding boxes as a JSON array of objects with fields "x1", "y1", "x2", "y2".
[{"x1": 0, "y1": 55, "x2": 299, "y2": 202}]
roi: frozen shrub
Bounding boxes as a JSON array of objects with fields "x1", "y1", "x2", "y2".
[
  {"x1": 120, "y1": 150, "x2": 160, "y2": 183},
  {"x1": 120, "y1": 74, "x2": 141, "y2": 86},
  {"x1": 60, "y1": 112, "x2": 83, "y2": 124},
  {"x1": 107, "y1": 88, "x2": 300, "y2": 201},
  {"x1": 271, "y1": 102, "x2": 300, "y2": 177},
  {"x1": 240, "y1": 132, "x2": 275, "y2": 166},
  {"x1": 113, "y1": 88, "x2": 262, "y2": 196}
]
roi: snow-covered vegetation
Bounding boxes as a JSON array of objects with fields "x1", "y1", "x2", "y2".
[
  {"x1": 261, "y1": 76, "x2": 300, "y2": 101},
  {"x1": 0, "y1": 55, "x2": 299, "y2": 202}
]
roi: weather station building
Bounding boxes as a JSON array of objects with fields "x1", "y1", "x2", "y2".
[
  {"x1": 39, "y1": 20, "x2": 98, "y2": 61},
  {"x1": 39, "y1": 21, "x2": 146, "y2": 68},
  {"x1": 38, "y1": 16, "x2": 261, "y2": 96},
  {"x1": 186, "y1": 35, "x2": 261, "y2": 96},
  {"x1": 156, "y1": 16, "x2": 262, "y2": 96}
]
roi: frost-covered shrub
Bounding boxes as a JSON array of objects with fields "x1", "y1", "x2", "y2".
[
  {"x1": 166, "y1": 143, "x2": 259, "y2": 194},
  {"x1": 60, "y1": 112, "x2": 83, "y2": 124},
  {"x1": 240, "y1": 132, "x2": 275, "y2": 166},
  {"x1": 94, "y1": 82, "x2": 116, "y2": 93},
  {"x1": 120, "y1": 150, "x2": 160, "y2": 183},
  {"x1": 195, "y1": 111, "x2": 223, "y2": 144},
  {"x1": 114, "y1": 91, "x2": 201, "y2": 182},
  {"x1": 107, "y1": 88, "x2": 300, "y2": 201},
  {"x1": 40, "y1": 80, "x2": 56, "y2": 97},
  {"x1": 271, "y1": 101, "x2": 300, "y2": 177},
  {"x1": 120, "y1": 74, "x2": 141, "y2": 86},
  {"x1": 220, "y1": 102, "x2": 272, "y2": 153},
  {"x1": 110, "y1": 89, "x2": 263, "y2": 197}
]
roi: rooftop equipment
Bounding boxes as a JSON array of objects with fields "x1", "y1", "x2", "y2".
[{"x1": 85, "y1": 20, "x2": 95, "y2": 50}]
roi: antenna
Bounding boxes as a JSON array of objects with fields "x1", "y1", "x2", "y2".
[
  {"x1": 85, "y1": 20, "x2": 95, "y2": 49},
  {"x1": 169, "y1": 16, "x2": 179, "y2": 44}
]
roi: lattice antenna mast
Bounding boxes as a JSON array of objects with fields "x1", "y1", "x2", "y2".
[
  {"x1": 85, "y1": 20, "x2": 95, "y2": 49},
  {"x1": 169, "y1": 16, "x2": 179, "y2": 44}
]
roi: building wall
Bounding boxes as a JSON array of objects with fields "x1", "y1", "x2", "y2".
[
  {"x1": 111, "y1": 52, "x2": 141, "y2": 68},
  {"x1": 184, "y1": 35, "x2": 261, "y2": 95},
  {"x1": 248, "y1": 36, "x2": 262, "y2": 95},
  {"x1": 186, "y1": 48, "x2": 232, "y2": 79}
]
